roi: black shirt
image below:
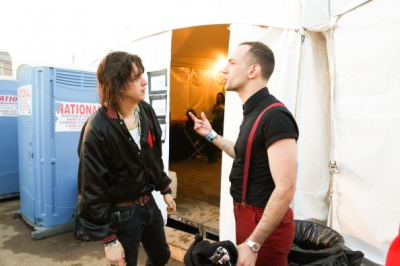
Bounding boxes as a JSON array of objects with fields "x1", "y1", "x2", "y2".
[{"x1": 229, "y1": 88, "x2": 299, "y2": 208}]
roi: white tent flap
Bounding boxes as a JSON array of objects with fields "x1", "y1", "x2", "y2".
[{"x1": 331, "y1": 0, "x2": 400, "y2": 263}]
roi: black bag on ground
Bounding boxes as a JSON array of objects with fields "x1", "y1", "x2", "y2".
[
  {"x1": 184, "y1": 234, "x2": 238, "y2": 266},
  {"x1": 334, "y1": 250, "x2": 364, "y2": 266},
  {"x1": 288, "y1": 220, "x2": 363, "y2": 266}
]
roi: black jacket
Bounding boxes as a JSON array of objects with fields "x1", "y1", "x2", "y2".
[{"x1": 77, "y1": 101, "x2": 171, "y2": 240}]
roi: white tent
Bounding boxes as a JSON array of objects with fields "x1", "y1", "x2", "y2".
[{"x1": 69, "y1": 0, "x2": 400, "y2": 264}]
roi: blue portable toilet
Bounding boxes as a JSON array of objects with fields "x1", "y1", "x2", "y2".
[
  {"x1": 0, "y1": 77, "x2": 19, "y2": 199},
  {"x1": 16, "y1": 65, "x2": 99, "y2": 239}
]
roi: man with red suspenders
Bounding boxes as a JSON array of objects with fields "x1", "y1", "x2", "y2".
[{"x1": 189, "y1": 41, "x2": 299, "y2": 266}]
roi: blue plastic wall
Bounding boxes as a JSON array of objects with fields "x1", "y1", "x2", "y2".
[
  {"x1": 0, "y1": 78, "x2": 19, "y2": 198},
  {"x1": 17, "y1": 66, "x2": 98, "y2": 227}
]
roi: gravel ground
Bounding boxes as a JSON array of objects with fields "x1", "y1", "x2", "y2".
[{"x1": 0, "y1": 196, "x2": 183, "y2": 266}]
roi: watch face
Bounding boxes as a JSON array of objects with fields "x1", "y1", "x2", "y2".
[
  {"x1": 252, "y1": 243, "x2": 261, "y2": 252},
  {"x1": 247, "y1": 240, "x2": 261, "y2": 252}
]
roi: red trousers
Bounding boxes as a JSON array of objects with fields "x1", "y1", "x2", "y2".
[{"x1": 233, "y1": 201, "x2": 295, "y2": 266}]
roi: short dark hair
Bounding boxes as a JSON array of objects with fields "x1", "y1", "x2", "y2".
[
  {"x1": 97, "y1": 51, "x2": 145, "y2": 108},
  {"x1": 239, "y1": 41, "x2": 275, "y2": 80}
]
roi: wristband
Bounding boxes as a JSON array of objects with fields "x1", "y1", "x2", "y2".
[
  {"x1": 102, "y1": 234, "x2": 117, "y2": 244},
  {"x1": 205, "y1": 130, "x2": 217, "y2": 142},
  {"x1": 104, "y1": 239, "x2": 119, "y2": 248},
  {"x1": 161, "y1": 188, "x2": 172, "y2": 195},
  {"x1": 161, "y1": 186, "x2": 171, "y2": 195}
]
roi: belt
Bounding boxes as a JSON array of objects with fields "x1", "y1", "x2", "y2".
[{"x1": 112, "y1": 195, "x2": 151, "y2": 207}]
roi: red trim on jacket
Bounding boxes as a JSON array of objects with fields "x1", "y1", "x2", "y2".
[
  {"x1": 102, "y1": 234, "x2": 117, "y2": 244},
  {"x1": 161, "y1": 186, "x2": 171, "y2": 194},
  {"x1": 106, "y1": 108, "x2": 119, "y2": 120}
]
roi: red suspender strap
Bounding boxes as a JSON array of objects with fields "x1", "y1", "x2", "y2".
[{"x1": 241, "y1": 103, "x2": 286, "y2": 207}]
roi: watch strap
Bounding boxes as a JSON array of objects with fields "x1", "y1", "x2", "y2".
[
  {"x1": 104, "y1": 239, "x2": 119, "y2": 248},
  {"x1": 205, "y1": 130, "x2": 217, "y2": 142},
  {"x1": 246, "y1": 239, "x2": 260, "y2": 252}
]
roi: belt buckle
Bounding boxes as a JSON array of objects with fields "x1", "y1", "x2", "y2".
[
  {"x1": 241, "y1": 201, "x2": 246, "y2": 209},
  {"x1": 139, "y1": 196, "x2": 144, "y2": 206}
]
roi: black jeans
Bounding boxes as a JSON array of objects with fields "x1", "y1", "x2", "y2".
[{"x1": 112, "y1": 197, "x2": 170, "y2": 266}]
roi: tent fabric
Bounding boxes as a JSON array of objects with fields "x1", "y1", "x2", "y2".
[
  {"x1": 73, "y1": 0, "x2": 303, "y2": 67},
  {"x1": 329, "y1": 0, "x2": 400, "y2": 263},
  {"x1": 293, "y1": 30, "x2": 331, "y2": 224},
  {"x1": 301, "y1": 0, "x2": 330, "y2": 31},
  {"x1": 170, "y1": 66, "x2": 224, "y2": 121},
  {"x1": 330, "y1": 0, "x2": 372, "y2": 17}
]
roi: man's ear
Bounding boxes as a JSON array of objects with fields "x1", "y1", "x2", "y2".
[{"x1": 248, "y1": 64, "x2": 260, "y2": 79}]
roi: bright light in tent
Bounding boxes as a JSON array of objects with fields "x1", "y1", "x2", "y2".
[{"x1": 214, "y1": 57, "x2": 228, "y2": 74}]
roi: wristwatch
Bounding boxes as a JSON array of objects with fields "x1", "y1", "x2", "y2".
[
  {"x1": 246, "y1": 239, "x2": 261, "y2": 253},
  {"x1": 104, "y1": 239, "x2": 119, "y2": 248}
]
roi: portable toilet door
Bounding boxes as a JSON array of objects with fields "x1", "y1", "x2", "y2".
[
  {"x1": 16, "y1": 65, "x2": 99, "y2": 239},
  {"x1": 0, "y1": 77, "x2": 19, "y2": 199}
]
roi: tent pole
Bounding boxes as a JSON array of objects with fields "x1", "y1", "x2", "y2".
[{"x1": 326, "y1": 15, "x2": 341, "y2": 228}]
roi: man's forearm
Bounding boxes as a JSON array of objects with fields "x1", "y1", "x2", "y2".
[
  {"x1": 247, "y1": 188, "x2": 294, "y2": 245},
  {"x1": 209, "y1": 134, "x2": 236, "y2": 158}
]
